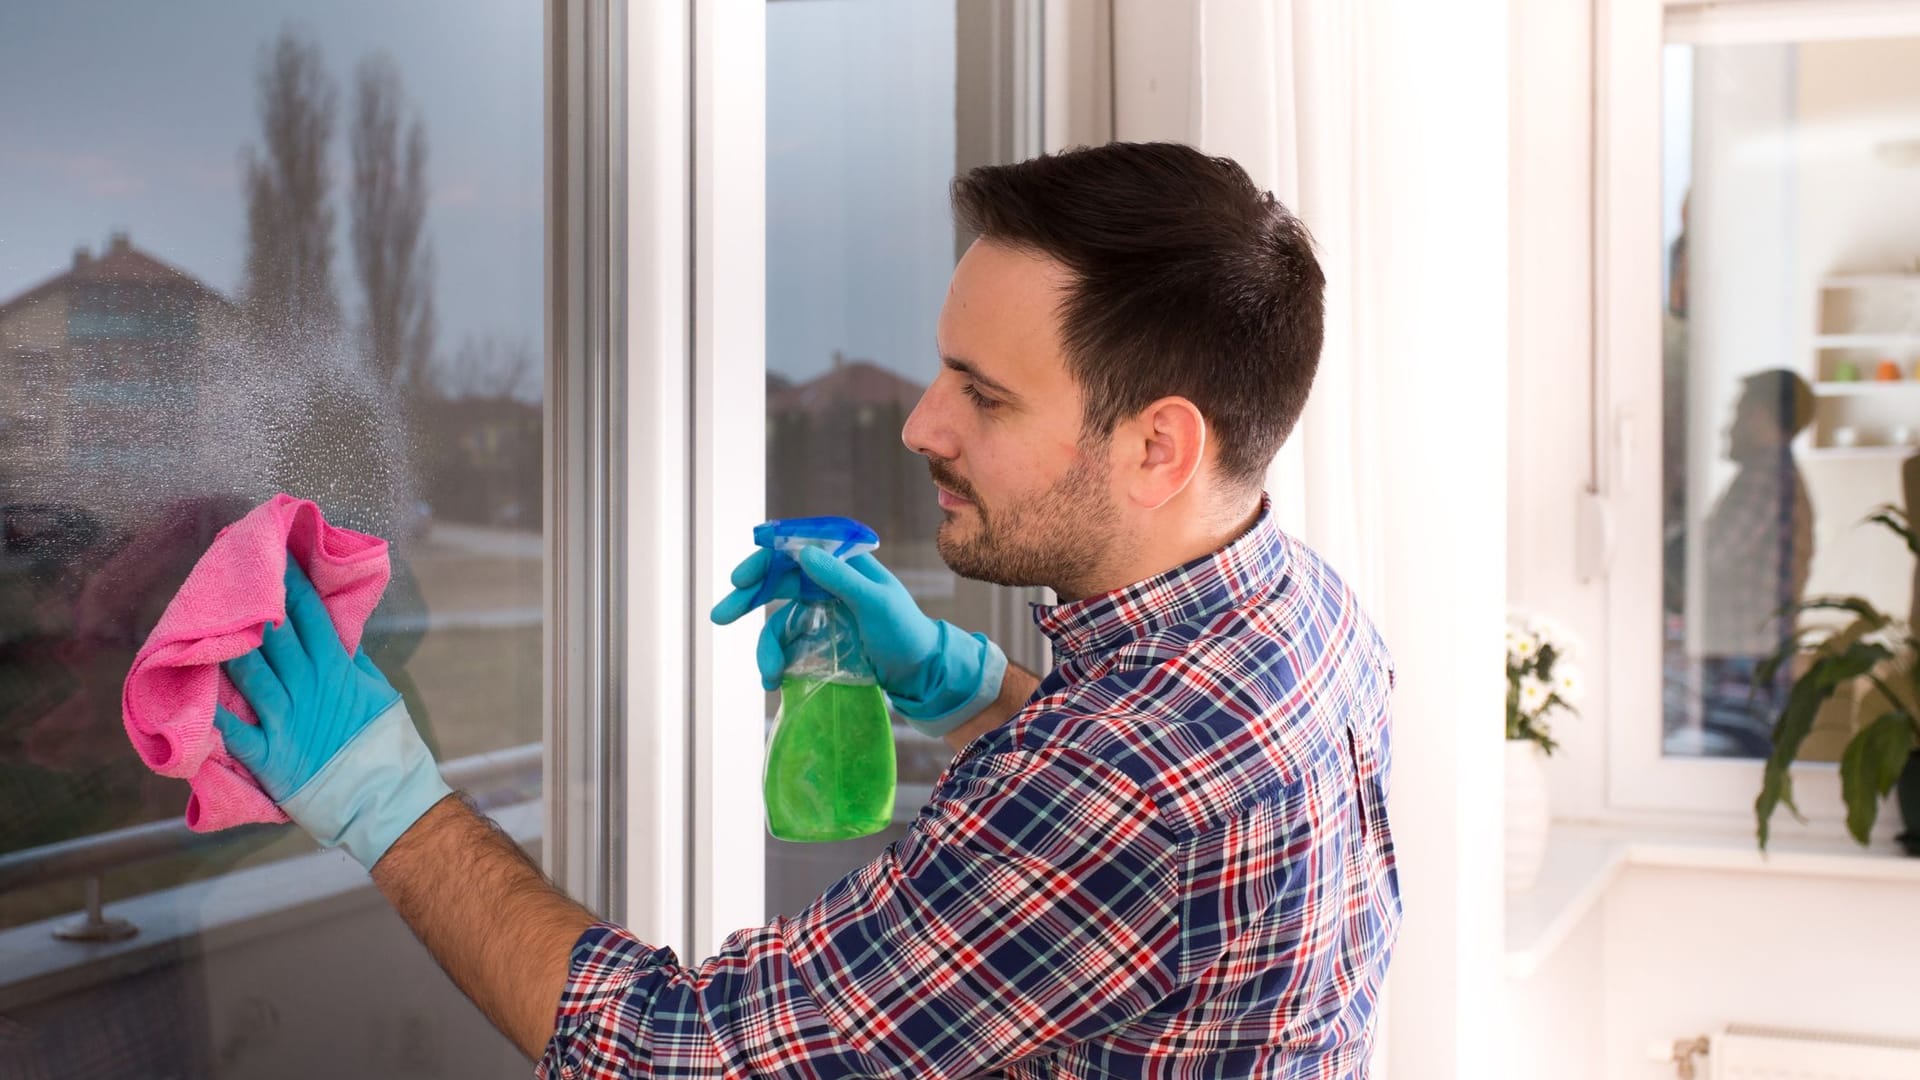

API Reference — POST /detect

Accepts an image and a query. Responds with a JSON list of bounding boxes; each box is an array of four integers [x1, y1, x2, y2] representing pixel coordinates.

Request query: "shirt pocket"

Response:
[[1344, 693, 1392, 846]]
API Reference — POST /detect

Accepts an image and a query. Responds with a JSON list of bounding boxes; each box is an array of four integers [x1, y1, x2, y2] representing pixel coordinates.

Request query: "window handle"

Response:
[[1574, 409, 1632, 584]]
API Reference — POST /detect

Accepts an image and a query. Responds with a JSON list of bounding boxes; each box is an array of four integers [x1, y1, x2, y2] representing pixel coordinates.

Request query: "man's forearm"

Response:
[[370, 793, 596, 1061], [941, 661, 1041, 755], [370, 658, 1039, 1053]]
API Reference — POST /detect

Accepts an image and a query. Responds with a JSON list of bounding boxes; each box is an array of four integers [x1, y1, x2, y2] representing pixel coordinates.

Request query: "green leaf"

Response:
[[1863, 504, 1920, 560], [1839, 712, 1915, 845], [1755, 627, 1823, 687], [1780, 596, 1892, 631], [1756, 639, 1893, 848], [1829, 612, 1891, 649], [1754, 603, 1891, 686], [1864, 670, 1920, 729]]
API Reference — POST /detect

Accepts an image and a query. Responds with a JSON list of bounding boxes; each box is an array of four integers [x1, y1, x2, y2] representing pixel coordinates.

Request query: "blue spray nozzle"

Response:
[[748, 516, 880, 609]]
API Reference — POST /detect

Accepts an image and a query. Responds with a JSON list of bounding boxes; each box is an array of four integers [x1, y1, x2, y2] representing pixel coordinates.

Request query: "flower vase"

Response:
[[1505, 738, 1551, 892]]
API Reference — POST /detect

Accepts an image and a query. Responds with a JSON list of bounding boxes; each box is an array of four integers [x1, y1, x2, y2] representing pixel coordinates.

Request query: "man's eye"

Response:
[[961, 382, 998, 409]]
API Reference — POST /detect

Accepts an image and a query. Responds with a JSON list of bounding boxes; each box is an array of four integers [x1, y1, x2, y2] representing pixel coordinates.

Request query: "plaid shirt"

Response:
[[538, 499, 1400, 1079], [1700, 454, 1814, 656]]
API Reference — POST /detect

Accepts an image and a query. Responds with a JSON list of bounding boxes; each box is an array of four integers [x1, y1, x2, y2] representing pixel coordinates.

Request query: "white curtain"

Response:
[[1044, 10, 1516, 1062], [1190, 0, 1387, 610], [1180, 4, 1513, 1077]]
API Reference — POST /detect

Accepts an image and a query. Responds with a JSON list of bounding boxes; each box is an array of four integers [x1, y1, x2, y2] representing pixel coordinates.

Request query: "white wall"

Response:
[[1510, 0, 1611, 821], [1602, 866, 1920, 1079], [1506, 906, 1605, 1080], [1508, 862, 1920, 1080]]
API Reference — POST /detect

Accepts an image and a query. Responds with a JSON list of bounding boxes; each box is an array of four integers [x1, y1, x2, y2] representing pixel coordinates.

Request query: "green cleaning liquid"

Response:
[[764, 677, 896, 842]]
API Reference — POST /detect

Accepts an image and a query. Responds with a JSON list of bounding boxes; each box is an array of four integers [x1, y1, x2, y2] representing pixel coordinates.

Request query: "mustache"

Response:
[[927, 461, 977, 502]]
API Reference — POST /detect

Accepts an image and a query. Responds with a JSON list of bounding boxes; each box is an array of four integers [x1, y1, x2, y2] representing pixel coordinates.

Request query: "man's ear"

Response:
[[1125, 397, 1208, 510]]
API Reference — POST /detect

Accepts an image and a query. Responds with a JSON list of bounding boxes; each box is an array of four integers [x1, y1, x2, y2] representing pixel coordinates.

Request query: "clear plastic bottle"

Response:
[[751, 517, 895, 842]]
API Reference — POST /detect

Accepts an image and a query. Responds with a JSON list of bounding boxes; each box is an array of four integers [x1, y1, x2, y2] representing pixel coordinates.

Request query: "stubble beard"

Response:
[[932, 455, 1119, 595]]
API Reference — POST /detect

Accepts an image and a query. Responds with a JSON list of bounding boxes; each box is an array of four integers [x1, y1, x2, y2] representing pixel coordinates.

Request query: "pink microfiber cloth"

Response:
[[122, 494, 390, 831]]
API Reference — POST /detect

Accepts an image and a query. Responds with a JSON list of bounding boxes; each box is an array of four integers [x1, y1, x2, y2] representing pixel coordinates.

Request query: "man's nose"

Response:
[[902, 387, 955, 461]]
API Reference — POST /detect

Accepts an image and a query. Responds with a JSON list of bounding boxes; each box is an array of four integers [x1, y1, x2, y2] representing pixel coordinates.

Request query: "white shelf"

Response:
[[1805, 445, 1918, 459], [1813, 380, 1920, 395], [1813, 333, 1920, 349], [1821, 273, 1920, 289]]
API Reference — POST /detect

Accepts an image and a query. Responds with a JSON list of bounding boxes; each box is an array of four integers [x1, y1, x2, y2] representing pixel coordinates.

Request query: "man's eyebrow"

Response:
[[941, 354, 1020, 400]]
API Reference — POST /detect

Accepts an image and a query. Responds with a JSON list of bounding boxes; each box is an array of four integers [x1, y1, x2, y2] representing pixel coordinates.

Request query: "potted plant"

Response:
[[1505, 613, 1582, 892], [1755, 505, 1920, 853]]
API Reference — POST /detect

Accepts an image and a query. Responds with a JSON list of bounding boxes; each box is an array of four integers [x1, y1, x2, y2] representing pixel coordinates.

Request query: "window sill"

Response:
[[0, 801, 541, 1013], [1505, 821, 1920, 980]]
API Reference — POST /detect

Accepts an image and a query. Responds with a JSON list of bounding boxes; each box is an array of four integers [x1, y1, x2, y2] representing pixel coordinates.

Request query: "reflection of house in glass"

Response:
[[768, 351, 940, 543], [0, 233, 241, 524]]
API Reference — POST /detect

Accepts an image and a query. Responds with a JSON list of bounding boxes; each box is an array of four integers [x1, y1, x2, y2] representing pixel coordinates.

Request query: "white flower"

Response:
[[1552, 664, 1584, 706], [1537, 615, 1588, 655], [1509, 633, 1540, 662], [1518, 675, 1551, 714], [1511, 610, 1585, 656]]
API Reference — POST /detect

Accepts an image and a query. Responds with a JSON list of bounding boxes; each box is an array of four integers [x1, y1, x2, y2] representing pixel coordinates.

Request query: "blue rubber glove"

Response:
[[212, 560, 450, 870], [710, 547, 1007, 737]]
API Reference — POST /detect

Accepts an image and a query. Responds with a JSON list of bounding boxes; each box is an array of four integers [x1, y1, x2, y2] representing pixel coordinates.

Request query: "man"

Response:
[[215, 142, 1400, 1077], [1697, 368, 1816, 756]]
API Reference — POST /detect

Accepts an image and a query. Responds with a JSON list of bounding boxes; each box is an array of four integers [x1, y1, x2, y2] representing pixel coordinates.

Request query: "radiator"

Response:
[[1658, 1025, 1920, 1079]]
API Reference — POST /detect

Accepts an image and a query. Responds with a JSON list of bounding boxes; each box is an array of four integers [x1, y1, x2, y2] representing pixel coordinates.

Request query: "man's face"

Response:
[[902, 240, 1123, 598]]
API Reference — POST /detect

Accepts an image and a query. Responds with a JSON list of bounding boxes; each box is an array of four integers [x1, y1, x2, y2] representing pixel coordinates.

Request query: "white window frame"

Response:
[[599, 0, 779, 961], [1601, 0, 1920, 835], [613, 0, 784, 963], [620, 1, 1076, 959], [687, 0, 770, 959], [617, 0, 695, 958]]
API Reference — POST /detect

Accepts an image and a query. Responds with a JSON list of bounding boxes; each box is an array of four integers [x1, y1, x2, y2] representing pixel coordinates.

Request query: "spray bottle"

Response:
[[748, 516, 894, 842]]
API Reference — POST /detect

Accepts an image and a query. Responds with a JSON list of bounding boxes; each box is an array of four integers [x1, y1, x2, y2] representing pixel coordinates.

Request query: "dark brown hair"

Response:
[[951, 141, 1325, 490]]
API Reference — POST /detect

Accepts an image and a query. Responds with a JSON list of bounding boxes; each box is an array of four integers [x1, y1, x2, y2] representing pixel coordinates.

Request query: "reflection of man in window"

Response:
[[213, 143, 1398, 1078], [1699, 369, 1815, 755]]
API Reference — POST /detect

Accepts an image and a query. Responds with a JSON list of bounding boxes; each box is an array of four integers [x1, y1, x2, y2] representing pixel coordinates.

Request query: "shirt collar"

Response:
[[1031, 494, 1289, 664]]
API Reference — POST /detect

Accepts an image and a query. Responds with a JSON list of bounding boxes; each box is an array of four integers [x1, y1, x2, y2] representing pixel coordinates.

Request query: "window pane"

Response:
[[0, 5, 543, 1075], [763, 0, 1043, 916], [1661, 36, 1920, 759]]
